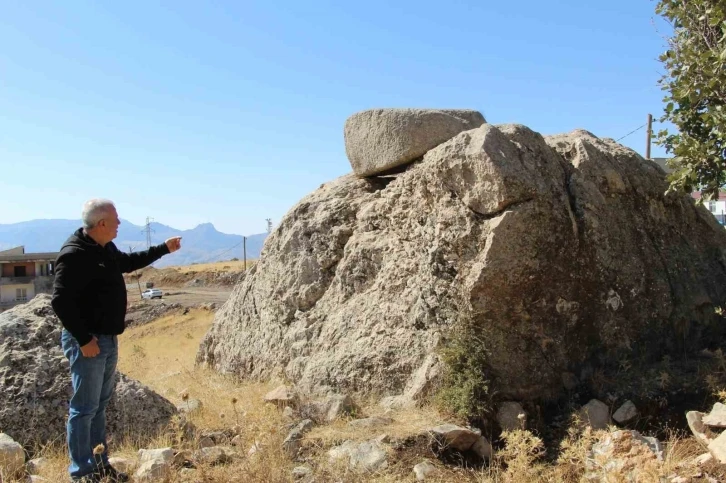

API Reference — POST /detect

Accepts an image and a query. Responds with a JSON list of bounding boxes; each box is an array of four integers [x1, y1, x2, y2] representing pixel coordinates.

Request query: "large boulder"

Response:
[[344, 108, 486, 177], [197, 123, 726, 405], [0, 295, 177, 446]]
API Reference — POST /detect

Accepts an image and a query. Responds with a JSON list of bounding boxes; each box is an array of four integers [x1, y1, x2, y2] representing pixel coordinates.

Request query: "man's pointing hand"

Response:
[[165, 237, 182, 253]]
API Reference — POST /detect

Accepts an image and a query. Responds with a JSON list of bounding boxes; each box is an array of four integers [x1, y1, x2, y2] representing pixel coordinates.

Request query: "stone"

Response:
[[329, 440, 387, 472], [135, 459, 170, 481], [497, 402, 526, 431], [707, 430, 726, 464], [292, 466, 312, 479], [348, 417, 394, 428], [305, 394, 356, 423], [199, 436, 215, 448], [349, 441, 388, 472], [193, 446, 235, 465], [172, 450, 192, 468], [703, 402, 726, 428], [283, 419, 314, 457], [429, 424, 481, 451], [586, 430, 663, 482], [613, 400, 638, 424], [263, 385, 297, 405], [138, 447, 174, 465], [135, 447, 174, 480], [375, 434, 390, 444], [471, 436, 493, 460], [578, 399, 611, 430], [197, 125, 726, 404], [107, 456, 132, 474], [413, 461, 437, 481], [26, 457, 48, 475], [0, 433, 25, 478], [687, 411, 717, 448], [230, 435, 243, 446], [344, 108, 486, 177], [0, 296, 177, 446], [177, 398, 203, 414], [694, 452, 713, 466], [200, 430, 230, 444], [328, 440, 357, 462]]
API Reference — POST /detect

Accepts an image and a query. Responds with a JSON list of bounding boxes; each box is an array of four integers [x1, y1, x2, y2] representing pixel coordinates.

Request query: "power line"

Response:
[[616, 123, 647, 142], [195, 239, 247, 265]]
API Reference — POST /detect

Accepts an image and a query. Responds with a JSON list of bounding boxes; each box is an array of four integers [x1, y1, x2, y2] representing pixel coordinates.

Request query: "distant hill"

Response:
[[0, 219, 267, 268]]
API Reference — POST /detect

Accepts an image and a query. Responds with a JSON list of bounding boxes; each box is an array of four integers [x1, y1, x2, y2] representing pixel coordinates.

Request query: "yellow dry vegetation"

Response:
[[19, 310, 719, 483], [172, 260, 256, 274]]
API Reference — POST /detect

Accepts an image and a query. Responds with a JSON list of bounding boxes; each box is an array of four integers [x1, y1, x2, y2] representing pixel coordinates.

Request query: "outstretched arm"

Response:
[[116, 237, 181, 273]]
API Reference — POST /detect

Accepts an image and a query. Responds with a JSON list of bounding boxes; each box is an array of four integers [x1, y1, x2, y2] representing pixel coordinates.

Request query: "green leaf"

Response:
[[656, 0, 726, 195]]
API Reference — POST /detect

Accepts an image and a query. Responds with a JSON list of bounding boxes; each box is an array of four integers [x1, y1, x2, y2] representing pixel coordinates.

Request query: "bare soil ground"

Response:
[[127, 286, 233, 307], [124, 260, 256, 289], [124, 286, 231, 327]]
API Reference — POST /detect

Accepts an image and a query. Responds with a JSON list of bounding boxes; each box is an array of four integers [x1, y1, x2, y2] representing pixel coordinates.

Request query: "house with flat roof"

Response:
[[0, 246, 58, 312], [692, 190, 726, 225]]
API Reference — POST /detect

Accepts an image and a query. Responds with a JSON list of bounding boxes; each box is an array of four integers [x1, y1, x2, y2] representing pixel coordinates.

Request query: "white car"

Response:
[[141, 288, 163, 300]]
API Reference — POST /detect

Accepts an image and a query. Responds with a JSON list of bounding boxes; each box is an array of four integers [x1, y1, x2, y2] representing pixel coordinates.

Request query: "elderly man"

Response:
[[52, 199, 181, 482]]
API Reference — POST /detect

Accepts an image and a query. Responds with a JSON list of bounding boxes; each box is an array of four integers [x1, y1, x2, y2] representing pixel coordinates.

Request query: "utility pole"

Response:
[[645, 113, 653, 160], [129, 246, 143, 298], [142, 217, 155, 249], [243, 236, 247, 271]]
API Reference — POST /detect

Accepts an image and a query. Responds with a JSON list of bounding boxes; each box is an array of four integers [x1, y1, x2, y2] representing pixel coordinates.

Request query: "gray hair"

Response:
[[82, 199, 116, 229]]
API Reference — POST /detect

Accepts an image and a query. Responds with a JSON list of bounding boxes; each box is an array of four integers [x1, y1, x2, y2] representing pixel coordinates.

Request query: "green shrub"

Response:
[[436, 317, 493, 420]]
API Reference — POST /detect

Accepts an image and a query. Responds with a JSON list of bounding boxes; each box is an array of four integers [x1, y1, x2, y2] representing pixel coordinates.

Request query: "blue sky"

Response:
[[0, 1, 671, 235]]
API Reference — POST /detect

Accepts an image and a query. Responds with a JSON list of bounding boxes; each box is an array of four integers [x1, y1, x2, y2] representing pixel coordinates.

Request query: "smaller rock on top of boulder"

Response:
[[344, 108, 485, 177]]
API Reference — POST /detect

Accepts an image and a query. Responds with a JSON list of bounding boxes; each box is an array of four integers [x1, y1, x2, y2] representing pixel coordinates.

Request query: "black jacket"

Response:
[[51, 228, 169, 346]]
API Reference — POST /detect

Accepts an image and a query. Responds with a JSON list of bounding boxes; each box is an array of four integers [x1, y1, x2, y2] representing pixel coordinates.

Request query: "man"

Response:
[[52, 199, 181, 482]]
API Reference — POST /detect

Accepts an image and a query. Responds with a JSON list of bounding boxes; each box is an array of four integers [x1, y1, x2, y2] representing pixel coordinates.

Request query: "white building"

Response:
[[692, 191, 726, 225]]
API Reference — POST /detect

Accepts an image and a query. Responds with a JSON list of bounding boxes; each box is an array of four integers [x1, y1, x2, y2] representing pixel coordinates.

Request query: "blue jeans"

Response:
[[61, 330, 118, 479]]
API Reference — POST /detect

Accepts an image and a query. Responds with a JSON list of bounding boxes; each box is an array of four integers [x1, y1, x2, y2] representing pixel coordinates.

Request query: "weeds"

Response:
[[15, 306, 722, 483], [436, 315, 493, 421], [498, 430, 547, 482]]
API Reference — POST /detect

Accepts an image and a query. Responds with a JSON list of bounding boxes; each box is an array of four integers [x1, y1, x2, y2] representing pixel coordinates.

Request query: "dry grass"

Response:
[[172, 260, 256, 274], [17, 310, 721, 483]]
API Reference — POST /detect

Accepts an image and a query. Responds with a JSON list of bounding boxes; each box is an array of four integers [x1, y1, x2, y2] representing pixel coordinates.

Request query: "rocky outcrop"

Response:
[[344, 108, 486, 177], [0, 295, 177, 446], [198, 122, 726, 405]]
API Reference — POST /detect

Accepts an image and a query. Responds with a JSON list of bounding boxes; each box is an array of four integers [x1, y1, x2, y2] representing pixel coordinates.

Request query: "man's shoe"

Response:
[[96, 465, 130, 482]]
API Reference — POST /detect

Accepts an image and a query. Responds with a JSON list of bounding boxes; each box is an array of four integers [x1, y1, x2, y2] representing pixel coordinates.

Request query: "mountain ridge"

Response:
[[0, 219, 266, 267]]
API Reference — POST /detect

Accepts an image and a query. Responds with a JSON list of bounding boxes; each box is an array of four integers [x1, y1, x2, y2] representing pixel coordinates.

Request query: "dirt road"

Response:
[[126, 285, 232, 307]]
